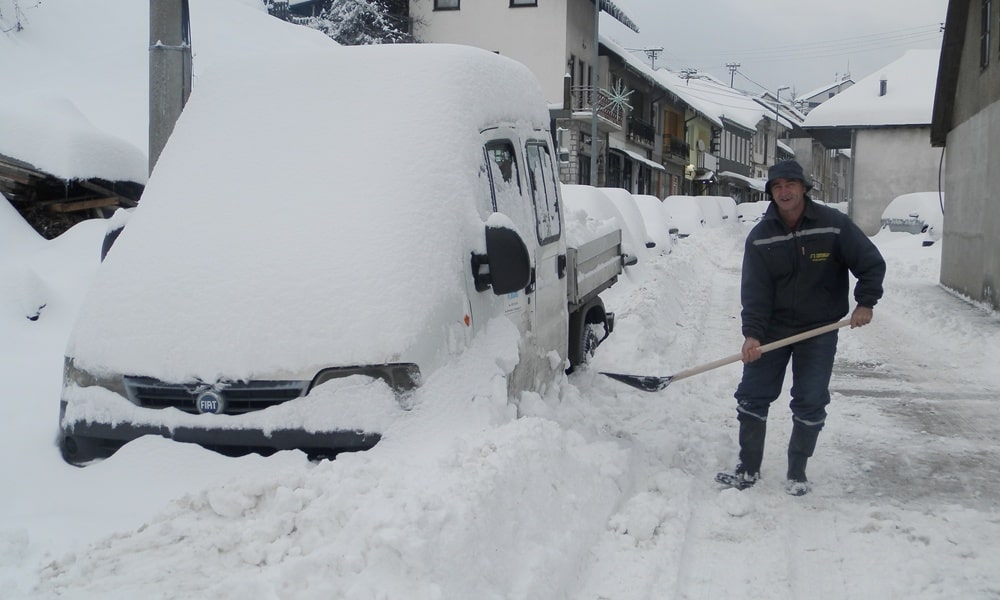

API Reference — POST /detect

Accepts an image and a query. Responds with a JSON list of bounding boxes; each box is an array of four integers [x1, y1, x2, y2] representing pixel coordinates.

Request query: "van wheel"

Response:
[[568, 301, 606, 369], [579, 323, 601, 363]]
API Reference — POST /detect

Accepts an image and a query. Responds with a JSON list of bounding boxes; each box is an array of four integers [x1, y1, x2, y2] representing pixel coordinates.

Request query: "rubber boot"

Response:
[[735, 415, 767, 485], [786, 423, 819, 496]]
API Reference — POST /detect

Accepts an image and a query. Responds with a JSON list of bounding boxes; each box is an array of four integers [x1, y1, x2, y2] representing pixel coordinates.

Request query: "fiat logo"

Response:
[[195, 390, 225, 414]]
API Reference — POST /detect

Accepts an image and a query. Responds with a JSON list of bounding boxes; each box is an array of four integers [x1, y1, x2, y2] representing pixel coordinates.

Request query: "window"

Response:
[[510, 0, 537, 5], [578, 154, 591, 185], [606, 152, 623, 189], [482, 141, 535, 231], [434, 0, 459, 10], [486, 142, 519, 189], [982, 0, 992, 68], [525, 142, 561, 244]]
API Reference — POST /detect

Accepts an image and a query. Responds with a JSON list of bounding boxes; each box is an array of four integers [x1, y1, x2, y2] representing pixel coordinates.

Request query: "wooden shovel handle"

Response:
[[670, 318, 852, 383]]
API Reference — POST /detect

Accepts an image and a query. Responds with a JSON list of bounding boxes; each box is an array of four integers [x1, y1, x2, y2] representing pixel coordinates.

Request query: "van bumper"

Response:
[[59, 411, 380, 466]]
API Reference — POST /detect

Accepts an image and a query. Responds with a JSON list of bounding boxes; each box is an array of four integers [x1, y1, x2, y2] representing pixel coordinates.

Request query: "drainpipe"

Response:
[[149, 0, 192, 175]]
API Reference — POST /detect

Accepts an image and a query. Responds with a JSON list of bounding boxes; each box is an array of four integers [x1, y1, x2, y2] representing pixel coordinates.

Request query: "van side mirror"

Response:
[[471, 223, 531, 295]]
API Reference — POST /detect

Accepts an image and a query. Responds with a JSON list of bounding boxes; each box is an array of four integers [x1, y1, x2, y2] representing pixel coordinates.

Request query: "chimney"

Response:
[[879, 76, 887, 97]]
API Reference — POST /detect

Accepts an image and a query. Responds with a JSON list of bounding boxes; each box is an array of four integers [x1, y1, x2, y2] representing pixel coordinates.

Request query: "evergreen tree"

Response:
[[305, 0, 411, 46]]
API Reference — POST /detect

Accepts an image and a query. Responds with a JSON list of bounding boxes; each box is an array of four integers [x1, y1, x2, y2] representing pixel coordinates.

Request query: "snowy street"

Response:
[[3, 212, 999, 599], [571, 226, 1000, 599], [2, 0, 993, 597]]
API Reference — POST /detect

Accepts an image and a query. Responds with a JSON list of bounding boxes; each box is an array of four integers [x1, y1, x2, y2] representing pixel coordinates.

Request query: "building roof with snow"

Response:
[[802, 48, 940, 147]]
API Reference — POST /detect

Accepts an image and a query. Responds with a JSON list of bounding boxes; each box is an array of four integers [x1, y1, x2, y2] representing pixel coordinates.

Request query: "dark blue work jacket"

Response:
[[741, 197, 886, 343]]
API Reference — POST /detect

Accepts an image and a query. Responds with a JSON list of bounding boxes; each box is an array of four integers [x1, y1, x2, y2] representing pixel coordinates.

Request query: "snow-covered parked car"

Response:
[[737, 200, 770, 224], [632, 194, 676, 253], [879, 191, 945, 245], [692, 195, 726, 227], [562, 184, 645, 265], [58, 44, 624, 465], [662, 195, 707, 237], [599, 187, 657, 251], [711, 196, 738, 224]]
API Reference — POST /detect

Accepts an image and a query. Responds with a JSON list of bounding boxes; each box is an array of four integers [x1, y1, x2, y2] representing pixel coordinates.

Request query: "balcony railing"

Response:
[[570, 86, 625, 129], [627, 117, 655, 148], [665, 135, 689, 159]]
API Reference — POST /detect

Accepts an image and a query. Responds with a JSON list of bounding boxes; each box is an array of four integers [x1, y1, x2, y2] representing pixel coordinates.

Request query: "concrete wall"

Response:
[[850, 127, 943, 234], [940, 99, 1000, 311], [951, 2, 1000, 130]]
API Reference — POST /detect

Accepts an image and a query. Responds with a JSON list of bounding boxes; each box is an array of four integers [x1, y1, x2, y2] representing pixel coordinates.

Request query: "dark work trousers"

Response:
[[734, 330, 839, 432]]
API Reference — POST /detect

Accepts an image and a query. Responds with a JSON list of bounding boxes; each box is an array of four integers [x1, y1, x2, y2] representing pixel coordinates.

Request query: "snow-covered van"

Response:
[[59, 43, 623, 464]]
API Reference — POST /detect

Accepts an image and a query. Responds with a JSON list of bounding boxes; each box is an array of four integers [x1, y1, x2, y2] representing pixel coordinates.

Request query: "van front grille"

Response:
[[123, 377, 309, 415]]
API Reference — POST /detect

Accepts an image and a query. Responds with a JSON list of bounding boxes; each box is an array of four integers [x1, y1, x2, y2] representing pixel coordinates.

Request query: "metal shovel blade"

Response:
[[600, 372, 675, 392]]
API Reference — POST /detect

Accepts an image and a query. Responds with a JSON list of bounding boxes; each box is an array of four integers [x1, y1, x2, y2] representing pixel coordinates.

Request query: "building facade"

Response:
[[932, 0, 1000, 311]]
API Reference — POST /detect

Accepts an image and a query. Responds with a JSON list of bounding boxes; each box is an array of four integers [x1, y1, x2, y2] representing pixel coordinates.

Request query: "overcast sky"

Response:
[[603, 0, 947, 98]]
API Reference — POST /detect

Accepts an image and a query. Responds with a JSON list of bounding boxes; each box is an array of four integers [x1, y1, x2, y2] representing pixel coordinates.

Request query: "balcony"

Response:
[[665, 135, 689, 159], [570, 86, 625, 129], [627, 117, 655, 148]]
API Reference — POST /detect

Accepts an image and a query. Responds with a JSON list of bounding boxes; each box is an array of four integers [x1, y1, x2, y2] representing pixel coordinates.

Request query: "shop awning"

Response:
[[622, 149, 666, 172], [719, 170, 767, 191], [693, 168, 716, 182]]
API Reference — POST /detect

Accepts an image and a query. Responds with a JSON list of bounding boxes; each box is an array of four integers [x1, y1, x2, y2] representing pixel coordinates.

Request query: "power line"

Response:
[[729, 31, 942, 63], [665, 25, 942, 76], [680, 24, 942, 60], [677, 25, 942, 93]]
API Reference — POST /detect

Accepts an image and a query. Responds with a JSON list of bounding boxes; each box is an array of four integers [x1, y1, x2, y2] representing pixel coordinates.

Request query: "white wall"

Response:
[[411, 0, 575, 105], [850, 127, 943, 235]]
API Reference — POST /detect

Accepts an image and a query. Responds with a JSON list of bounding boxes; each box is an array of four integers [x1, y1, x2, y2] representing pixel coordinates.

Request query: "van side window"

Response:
[[525, 142, 561, 244], [477, 152, 497, 219], [482, 141, 534, 231], [485, 142, 520, 191]]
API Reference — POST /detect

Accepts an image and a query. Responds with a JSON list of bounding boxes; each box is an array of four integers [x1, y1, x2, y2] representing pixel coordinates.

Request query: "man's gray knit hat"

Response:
[[765, 160, 812, 196]]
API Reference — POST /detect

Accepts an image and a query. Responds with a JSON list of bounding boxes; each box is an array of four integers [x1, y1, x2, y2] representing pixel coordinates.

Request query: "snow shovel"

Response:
[[601, 318, 852, 392]]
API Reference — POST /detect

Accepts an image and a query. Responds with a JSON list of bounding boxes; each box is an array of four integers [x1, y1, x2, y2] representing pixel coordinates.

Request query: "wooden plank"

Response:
[[0, 153, 47, 179], [48, 197, 121, 213], [0, 169, 33, 185]]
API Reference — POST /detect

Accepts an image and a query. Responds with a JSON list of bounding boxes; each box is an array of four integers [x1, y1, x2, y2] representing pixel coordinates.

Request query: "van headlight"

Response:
[[63, 357, 129, 399], [309, 363, 421, 394]]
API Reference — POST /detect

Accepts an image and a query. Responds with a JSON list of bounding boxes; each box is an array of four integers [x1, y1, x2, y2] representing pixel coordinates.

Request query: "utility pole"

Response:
[[726, 62, 740, 87], [149, 0, 192, 175], [589, 0, 599, 186], [644, 47, 664, 70], [625, 46, 665, 70], [680, 68, 698, 85]]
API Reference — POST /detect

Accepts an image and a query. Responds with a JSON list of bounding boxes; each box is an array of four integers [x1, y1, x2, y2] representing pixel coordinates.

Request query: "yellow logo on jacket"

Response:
[[809, 252, 831, 262]]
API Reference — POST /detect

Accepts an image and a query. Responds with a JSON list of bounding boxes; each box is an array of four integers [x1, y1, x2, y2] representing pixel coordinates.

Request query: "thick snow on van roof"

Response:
[[66, 43, 551, 383]]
